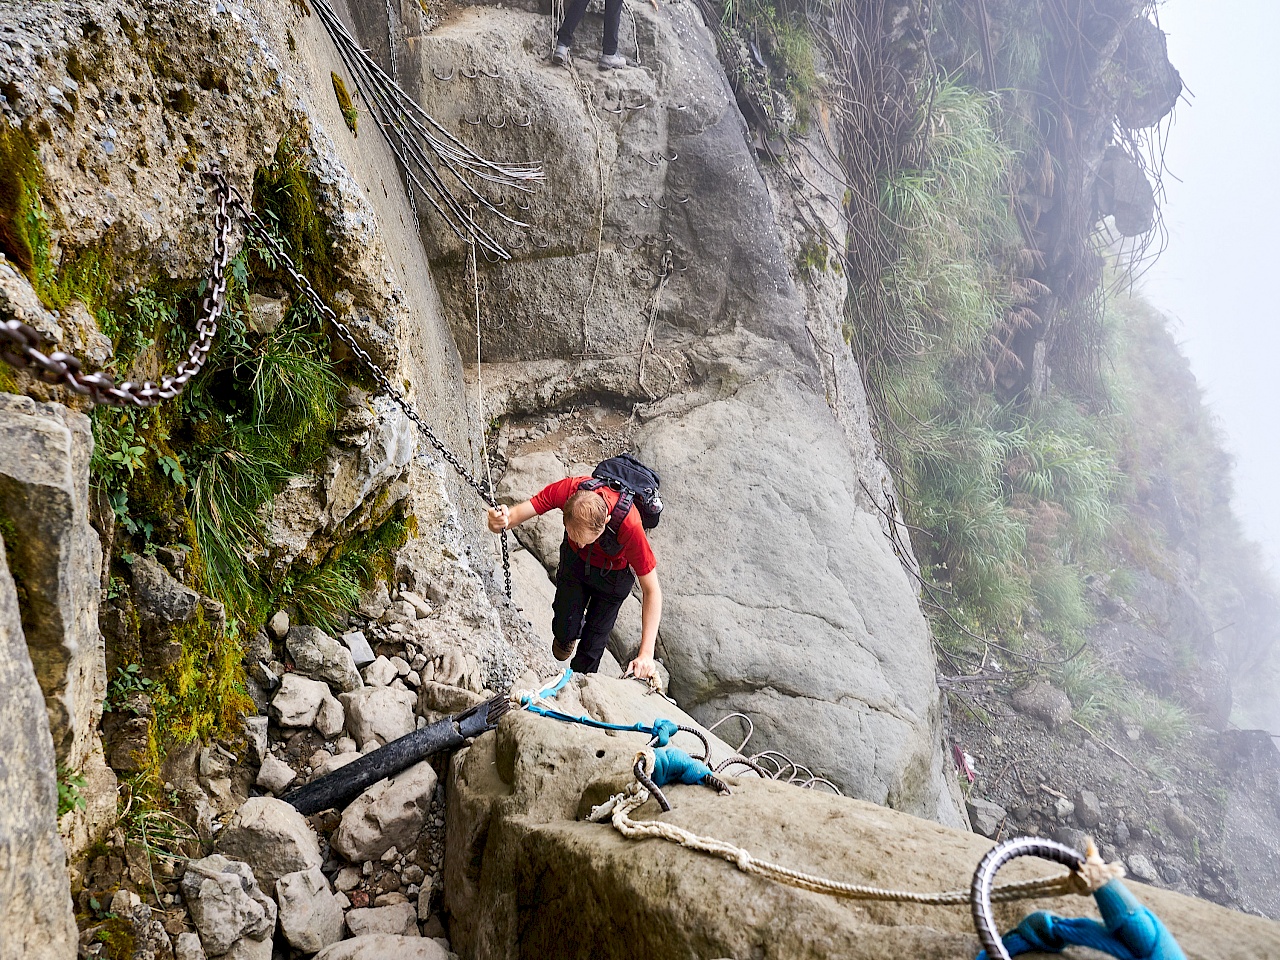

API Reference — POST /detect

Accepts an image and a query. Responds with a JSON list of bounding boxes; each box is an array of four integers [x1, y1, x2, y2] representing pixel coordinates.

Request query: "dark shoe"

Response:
[[552, 635, 577, 661]]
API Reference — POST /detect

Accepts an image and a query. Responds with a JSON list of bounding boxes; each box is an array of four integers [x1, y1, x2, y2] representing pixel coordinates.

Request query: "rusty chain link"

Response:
[[212, 170, 513, 599], [0, 167, 232, 407]]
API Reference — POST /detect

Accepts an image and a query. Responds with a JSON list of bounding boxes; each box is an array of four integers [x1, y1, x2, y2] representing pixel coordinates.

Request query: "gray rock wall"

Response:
[[0, 530, 78, 959], [386, 0, 961, 821]]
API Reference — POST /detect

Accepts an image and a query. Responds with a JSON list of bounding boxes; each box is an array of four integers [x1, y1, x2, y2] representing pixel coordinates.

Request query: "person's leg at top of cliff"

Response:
[[552, 0, 632, 70]]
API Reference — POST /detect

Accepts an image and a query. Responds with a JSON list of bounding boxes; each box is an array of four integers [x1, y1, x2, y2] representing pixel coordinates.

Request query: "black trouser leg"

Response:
[[552, 543, 634, 674], [555, 0, 592, 47], [602, 0, 624, 56]]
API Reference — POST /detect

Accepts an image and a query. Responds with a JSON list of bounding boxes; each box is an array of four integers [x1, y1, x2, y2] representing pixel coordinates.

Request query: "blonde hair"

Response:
[[564, 490, 608, 532]]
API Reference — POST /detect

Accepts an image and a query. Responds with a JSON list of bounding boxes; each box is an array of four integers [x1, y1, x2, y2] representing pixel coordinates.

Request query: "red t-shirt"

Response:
[[530, 476, 657, 576]]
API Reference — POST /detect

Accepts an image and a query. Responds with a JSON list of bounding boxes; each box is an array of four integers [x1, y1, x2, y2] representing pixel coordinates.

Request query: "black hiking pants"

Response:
[[552, 541, 635, 673], [555, 0, 624, 57]]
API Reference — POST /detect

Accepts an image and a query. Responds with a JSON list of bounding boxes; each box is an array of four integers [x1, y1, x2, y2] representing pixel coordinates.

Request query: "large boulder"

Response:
[[446, 677, 1280, 959], [180, 855, 276, 958], [332, 761, 438, 863], [287, 626, 364, 693], [0, 524, 78, 958], [214, 798, 323, 891], [637, 374, 960, 823]]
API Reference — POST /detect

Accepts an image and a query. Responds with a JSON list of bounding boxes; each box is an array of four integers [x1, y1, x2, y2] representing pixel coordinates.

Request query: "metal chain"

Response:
[[212, 170, 513, 599], [0, 168, 233, 407]]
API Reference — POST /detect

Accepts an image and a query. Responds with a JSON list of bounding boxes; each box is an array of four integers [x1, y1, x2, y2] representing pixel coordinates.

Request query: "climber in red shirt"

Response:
[[486, 477, 661, 680]]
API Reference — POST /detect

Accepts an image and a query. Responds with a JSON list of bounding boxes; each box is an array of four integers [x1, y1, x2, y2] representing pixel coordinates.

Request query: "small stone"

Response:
[[382, 600, 416, 624], [365, 656, 398, 687], [965, 797, 1007, 839], [334, 892, 351, 910], [375, 892, 409, 907], [174, 931, 206, 960], [255, 756, 297, 794], [335, 866, 362, 891], [403, 864, 425, 885], [1114, 821, 1131, 845], [390, 656, 411, 677], [399, 591, 433, 619], [381, 846, 399, 863], [406, 671, 421, 688], [336, 736, 358, 755], [1164, 805, 1198, 840], [348, 889, 370, 909], [1127, 853, 1160, 882], [1053, 797, 1075, 821], [363, 861, 374, 877], [1075, 790, 1102, 829], [268, 610, 290, 640], [342, 630, 376, 668]]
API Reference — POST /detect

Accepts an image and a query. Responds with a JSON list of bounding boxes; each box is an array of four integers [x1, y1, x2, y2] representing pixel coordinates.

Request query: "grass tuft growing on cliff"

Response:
[[847, 80, 1117, 653]]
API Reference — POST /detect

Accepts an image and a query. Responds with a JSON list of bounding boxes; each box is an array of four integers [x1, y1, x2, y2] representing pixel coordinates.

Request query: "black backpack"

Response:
[[577, 453, 662, 557]]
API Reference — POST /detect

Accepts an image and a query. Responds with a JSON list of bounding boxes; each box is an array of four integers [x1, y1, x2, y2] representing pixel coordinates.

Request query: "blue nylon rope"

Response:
[[518, 671, 682, 744], [976, 880, 1186, 960], [649, 747, 714, 786]]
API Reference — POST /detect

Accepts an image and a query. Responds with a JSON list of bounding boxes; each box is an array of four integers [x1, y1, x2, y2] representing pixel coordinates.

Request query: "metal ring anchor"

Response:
[[532, 235, 550, 249], [641, 154, 660, 166], [655, 196, 668, 209], [432, 66, 455, 81], [461, 67, 479, 79], [483, 68, 501, 79], [487, 115, 507, 128], [516, 114, 532, 127], [463, 113, 482, 125], [636, 197, 650, 208]]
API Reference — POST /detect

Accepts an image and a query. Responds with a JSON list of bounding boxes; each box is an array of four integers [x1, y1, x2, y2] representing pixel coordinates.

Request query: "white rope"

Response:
[[589, 791, 1124, 905]]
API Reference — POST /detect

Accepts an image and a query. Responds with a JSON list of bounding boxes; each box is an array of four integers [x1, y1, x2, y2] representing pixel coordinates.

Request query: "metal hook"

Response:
[[432, 66, 455, 81], [461, 67, 479, 79], [641, 153, 660, 167], [487, 114, 507, 128], [661, 150, 678, 162], [636, 197, 650, 208], [626, 101, 648, 112], [516, 114, 532, 127], [635, 267, 655, 282], [463, 113, 482, 125], [481, 246, 502, 262], [532, 235, 550, 249], [621, 234, 641, 250], [655, 196, 667, 209], [604, 103, 624, 115], [676, 195, 691, 204], [515, 198, 531, 211], [483, 68, 501, 79]]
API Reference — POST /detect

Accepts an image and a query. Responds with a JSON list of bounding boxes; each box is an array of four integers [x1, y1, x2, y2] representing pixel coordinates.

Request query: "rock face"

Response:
[[398, 0, 960, 823], [0, 527, 78, 958], [0, 394, 107, 775], [446, 676, 1280, 960]]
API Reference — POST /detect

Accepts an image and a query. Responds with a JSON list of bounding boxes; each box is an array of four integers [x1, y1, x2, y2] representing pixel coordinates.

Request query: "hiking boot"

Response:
[[552, 43, 571, 66], [552, 635, 577, 662], [597, 52, 628, 70]]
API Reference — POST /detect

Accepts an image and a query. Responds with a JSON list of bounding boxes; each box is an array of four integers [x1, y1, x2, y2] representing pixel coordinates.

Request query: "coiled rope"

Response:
[[589, 774, 1123, 908]]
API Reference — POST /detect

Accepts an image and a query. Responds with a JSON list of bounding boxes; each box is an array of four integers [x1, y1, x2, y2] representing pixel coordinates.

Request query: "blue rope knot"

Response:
[[651, 718, 680, 746], [977, 879, 1186, 960], [649, 747, 715, 787]]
